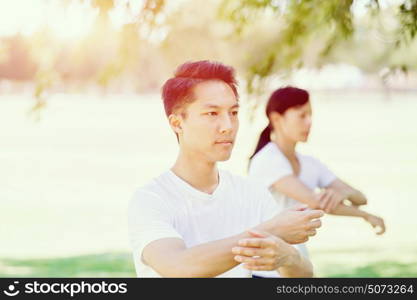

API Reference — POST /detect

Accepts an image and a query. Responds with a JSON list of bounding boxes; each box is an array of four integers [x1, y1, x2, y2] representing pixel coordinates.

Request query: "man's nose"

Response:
[[219, 114, 233, 133]]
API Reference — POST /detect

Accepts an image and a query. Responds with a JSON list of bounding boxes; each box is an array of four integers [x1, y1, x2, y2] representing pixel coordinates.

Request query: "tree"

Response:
[[218, 0, 417, 93]]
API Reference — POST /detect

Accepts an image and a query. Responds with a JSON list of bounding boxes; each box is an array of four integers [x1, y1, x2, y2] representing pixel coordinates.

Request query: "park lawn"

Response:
[[1, 248, 417, 277]]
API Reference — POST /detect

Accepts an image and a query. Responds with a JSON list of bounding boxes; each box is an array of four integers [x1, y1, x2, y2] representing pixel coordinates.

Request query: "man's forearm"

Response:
[[146, 209, 322, 277], [152, 218, 300, 277], [156, 231, 251, 277]]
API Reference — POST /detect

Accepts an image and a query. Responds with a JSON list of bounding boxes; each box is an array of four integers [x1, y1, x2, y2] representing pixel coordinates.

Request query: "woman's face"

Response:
[[271, 101, 312, 143]]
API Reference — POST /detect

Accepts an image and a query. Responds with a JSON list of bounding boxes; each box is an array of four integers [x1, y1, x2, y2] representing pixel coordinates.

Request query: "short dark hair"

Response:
[[161, 60, 238, 117]]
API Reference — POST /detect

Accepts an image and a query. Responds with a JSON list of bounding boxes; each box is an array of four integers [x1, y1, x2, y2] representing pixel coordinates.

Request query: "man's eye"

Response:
[[231, 111, 239, 116], [207, 112, 218, 116]]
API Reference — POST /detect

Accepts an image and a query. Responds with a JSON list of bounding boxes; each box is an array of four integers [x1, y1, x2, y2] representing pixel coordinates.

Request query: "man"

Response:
[[128, 60, 324, 277]]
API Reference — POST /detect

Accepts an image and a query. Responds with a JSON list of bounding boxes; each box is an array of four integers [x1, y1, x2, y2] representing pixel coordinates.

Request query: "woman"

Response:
[[248, 86, 385, 277]]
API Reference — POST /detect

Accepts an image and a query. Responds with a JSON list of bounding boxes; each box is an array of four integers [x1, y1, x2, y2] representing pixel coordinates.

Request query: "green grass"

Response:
[[324, 261, 417, 278], [311, 246, 417, 277], [1, 250, 416, 277], [0, 253, 135, 278]]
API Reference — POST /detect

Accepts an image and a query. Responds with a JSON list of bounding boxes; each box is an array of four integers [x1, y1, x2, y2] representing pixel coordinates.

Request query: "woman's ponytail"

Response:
[[249, 125, 271, 162]]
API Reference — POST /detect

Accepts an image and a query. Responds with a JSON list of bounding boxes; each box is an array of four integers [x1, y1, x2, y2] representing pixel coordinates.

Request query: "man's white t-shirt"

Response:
[[248, 142, 336, 277], [127, 169, 280, 278]]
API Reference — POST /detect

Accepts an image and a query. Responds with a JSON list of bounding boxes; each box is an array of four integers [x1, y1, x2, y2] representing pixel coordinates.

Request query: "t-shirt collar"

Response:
[[167, 169, 225, 201]]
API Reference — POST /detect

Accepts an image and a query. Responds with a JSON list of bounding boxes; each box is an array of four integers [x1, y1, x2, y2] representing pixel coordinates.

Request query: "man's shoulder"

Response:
[[129, 172, 171, 206]]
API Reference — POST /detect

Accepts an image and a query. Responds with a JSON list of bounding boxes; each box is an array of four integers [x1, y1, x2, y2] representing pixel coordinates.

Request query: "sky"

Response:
[[0, 0, 184, 39]]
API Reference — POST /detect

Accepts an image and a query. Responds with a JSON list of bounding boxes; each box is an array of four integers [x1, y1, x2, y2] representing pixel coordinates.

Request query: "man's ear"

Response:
[[168, 113, 182, 135]]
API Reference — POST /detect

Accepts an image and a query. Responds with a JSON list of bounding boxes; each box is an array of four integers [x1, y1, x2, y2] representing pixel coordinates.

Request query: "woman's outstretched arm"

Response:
[[270, 175, 385, 235], [326, 178, 368, 206]]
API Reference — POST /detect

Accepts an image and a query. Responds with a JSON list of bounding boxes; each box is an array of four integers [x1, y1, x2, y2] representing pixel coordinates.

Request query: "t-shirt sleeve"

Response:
[[257, 184, 281, 222], [128, 189, 183, 265], [248, 151, 293, 189], [314, 158, 337, 188]]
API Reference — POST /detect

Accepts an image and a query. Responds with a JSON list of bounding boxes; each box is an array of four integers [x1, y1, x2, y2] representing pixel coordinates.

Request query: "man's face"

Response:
[[173, 80, 239, 162]]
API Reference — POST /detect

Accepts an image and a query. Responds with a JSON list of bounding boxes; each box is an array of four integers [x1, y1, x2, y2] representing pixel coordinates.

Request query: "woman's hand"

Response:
[[363, 214, 386, 235], [317, 188, 347, 213]]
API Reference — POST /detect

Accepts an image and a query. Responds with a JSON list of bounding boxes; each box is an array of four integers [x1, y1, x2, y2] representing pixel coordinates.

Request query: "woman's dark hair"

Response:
[[249, 86, 309, 162]]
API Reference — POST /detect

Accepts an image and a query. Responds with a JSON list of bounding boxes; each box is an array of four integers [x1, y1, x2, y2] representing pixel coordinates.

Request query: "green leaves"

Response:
[[219, 0, 416, 93], [398, 0, 417, 44]]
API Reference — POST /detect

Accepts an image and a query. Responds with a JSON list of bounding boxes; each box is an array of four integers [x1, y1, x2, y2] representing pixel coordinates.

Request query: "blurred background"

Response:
[[1, 0, 416, 277]]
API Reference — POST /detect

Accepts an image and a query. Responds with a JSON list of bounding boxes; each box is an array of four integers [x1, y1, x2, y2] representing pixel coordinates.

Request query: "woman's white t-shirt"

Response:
[[128, 169, 280, 278], [249, 142, 337, 211], [248, 142, 336, 277]]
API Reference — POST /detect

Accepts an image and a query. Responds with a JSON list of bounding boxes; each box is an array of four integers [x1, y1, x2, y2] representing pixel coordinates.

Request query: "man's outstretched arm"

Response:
[[141, 208, 323, 277], [142, 232, 249, 277]]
